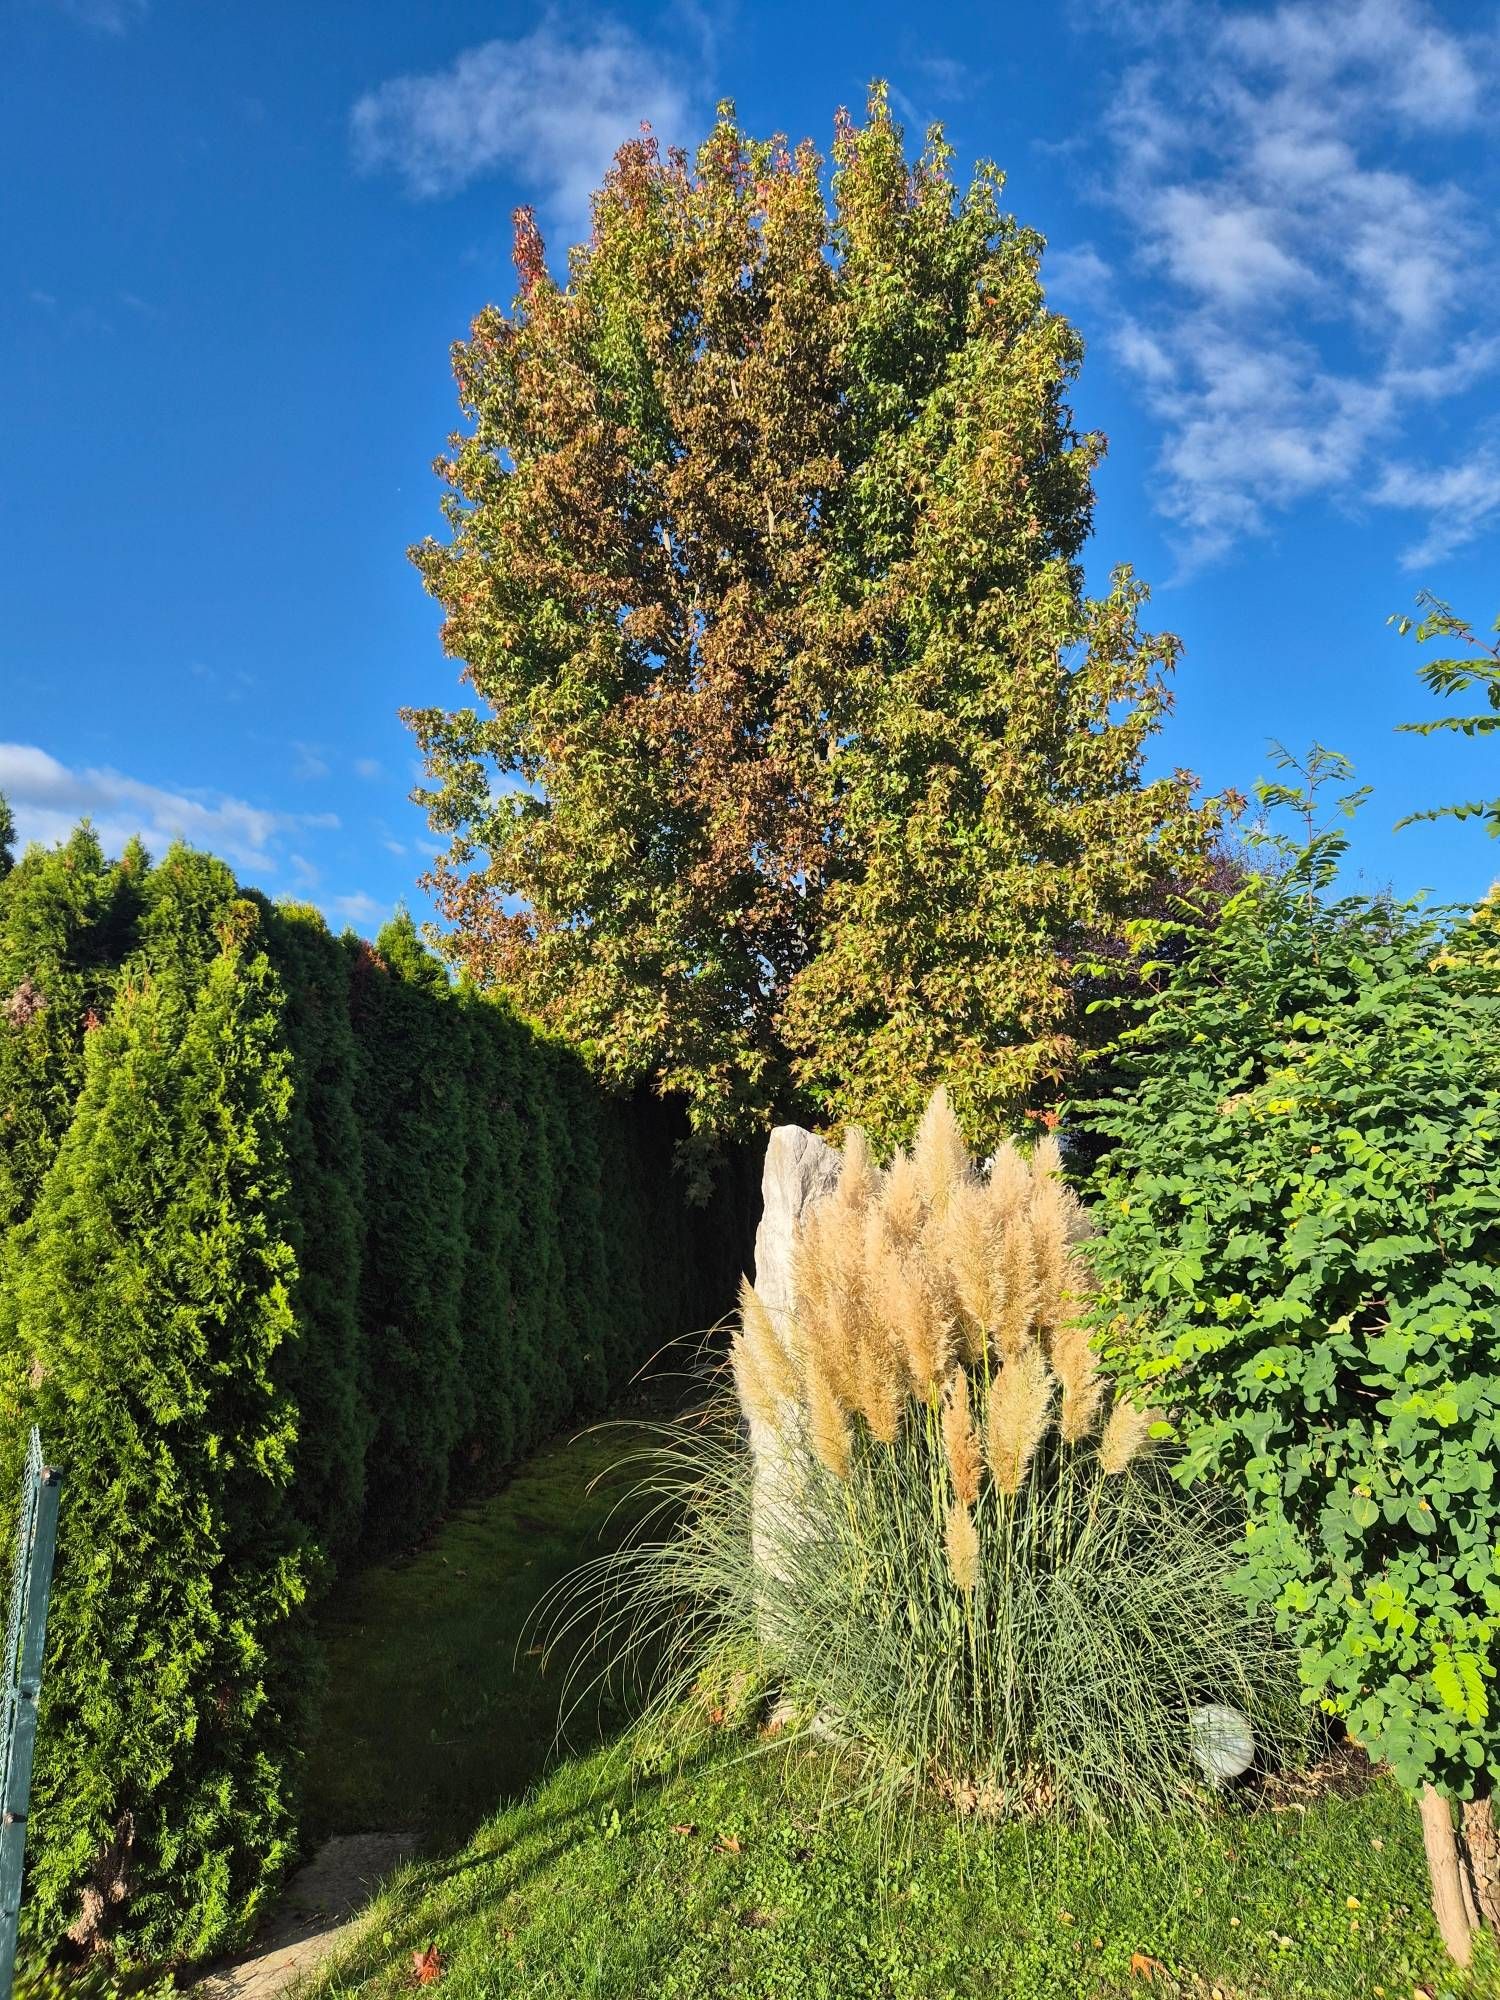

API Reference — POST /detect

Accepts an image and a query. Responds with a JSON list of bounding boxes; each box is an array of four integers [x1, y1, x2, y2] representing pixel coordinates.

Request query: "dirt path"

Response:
[[193, 1831, 415, 2000]]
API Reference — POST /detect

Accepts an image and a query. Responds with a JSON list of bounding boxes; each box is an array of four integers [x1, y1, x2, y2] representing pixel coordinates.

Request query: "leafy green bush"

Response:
[[1077, 767, 1500, 1930]]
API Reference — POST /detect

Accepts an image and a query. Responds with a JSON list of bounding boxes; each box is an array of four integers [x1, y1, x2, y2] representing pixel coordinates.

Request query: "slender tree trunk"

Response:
[[1422, 1784, 1474, 1967], [1462, 1794, 1500, 1934]]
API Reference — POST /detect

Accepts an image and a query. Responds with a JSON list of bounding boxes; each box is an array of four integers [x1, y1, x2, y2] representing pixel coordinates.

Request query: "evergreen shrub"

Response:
[[0, 821, 748, 1966]]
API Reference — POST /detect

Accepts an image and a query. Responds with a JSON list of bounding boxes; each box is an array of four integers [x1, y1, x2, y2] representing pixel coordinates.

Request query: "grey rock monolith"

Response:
[[745, 1125, 841, 1591]]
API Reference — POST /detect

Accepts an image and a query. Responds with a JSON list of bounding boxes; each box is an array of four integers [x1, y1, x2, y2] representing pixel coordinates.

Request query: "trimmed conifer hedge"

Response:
[[0, 825, 754, 1968]]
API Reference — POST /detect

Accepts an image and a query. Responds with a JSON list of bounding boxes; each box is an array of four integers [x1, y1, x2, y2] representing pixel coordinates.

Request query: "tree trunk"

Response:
[[1422, 1784, 1474, 1967], [1462, 1794, 1500, 1934]]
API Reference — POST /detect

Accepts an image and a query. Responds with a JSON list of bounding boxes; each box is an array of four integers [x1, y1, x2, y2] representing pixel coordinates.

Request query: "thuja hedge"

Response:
[[0, 824, 755, 1967]]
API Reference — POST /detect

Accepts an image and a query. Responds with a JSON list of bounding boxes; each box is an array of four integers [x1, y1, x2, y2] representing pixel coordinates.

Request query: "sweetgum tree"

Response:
[[405, 88, 1221, 1157]]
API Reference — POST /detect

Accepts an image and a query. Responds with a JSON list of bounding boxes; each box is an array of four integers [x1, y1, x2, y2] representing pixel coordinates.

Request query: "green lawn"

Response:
[[300, 1419, 1490, 2000], [303, 1417, 653, 1850]]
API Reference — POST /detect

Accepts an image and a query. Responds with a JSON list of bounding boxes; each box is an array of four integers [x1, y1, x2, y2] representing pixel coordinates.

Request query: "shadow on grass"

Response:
[[301, 1417, 666, 1862]]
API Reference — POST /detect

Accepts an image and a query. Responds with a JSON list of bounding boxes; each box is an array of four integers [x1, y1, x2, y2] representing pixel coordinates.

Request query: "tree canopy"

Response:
[[405, 87, 1224, 1155]]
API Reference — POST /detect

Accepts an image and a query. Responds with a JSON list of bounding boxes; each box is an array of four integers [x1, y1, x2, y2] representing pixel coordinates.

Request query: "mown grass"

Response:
[[300, 1417, 1489, 2000], [304, 1739, 1478, 2000], [302, 1420, 654, 1850]]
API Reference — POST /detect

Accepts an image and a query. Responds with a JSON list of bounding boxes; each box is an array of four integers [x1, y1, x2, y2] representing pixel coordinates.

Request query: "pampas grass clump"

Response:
[[545, 1090, 1305, 1828]]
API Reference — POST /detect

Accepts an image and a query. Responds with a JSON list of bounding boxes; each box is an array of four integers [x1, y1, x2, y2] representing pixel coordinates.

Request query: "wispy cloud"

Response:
[[291, 741, 330, 781], [0, 743, 337, 877], [1373, 446, 1500, 567], [188, 660, 259, 703], [330, 891, 386, 930], [354, 757, 384, 781], [1073, 0, 1499, 571], [350, 16, 694, 232], [49, 0, 147, 33]]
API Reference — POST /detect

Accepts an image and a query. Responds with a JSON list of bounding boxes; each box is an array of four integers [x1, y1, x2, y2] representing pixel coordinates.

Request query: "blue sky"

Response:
[[3, 0, 1498, 938]]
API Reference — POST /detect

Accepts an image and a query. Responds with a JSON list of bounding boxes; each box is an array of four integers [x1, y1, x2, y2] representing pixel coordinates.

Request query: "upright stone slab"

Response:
[[753, 1125, 842, 1329], [745, 1125, 841, 1589]]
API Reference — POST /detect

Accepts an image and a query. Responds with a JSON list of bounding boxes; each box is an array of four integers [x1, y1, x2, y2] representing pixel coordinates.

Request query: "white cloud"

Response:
[[1373, 450, 1500, 567], [330, 892, 385, 930], [350, 17, 692, 230], [1079, 0, 1499, 569], [914, 54, 976, 99], [1143, 189, 1310, 308], [0, 743, 337, 878], [291, 741, 330, 781], [354, 757, 384, 781], [1220, 0, 1482, 130], [1045, 243, 1113, 310]]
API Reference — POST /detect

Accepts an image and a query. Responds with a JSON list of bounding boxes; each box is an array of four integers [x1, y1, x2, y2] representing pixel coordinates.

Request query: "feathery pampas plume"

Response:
[[804, 1353, 851, 1479], [1051, 1305, 1105, 1443], [912, 1086, 970, 1220], [941, 1367, 983, 1507], [1098, 1396, 1161, 1475], [986, 1347, 1054, 1496], [945, 1497, 980, 1593], [734, 1084, 1114, 1498], [560, 1087, 1304, 1843], [738, 1278, 800, 1404]]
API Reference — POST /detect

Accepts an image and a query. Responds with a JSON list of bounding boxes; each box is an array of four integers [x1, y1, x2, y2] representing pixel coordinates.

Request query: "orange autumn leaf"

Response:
[[715, 1834, 743, 1854], [411, 1945, 444, 1986], [1129, 1952, 1162, 1981]]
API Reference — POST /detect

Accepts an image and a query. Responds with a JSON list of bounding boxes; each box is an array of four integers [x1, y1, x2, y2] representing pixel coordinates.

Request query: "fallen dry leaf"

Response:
[[1129, 1953, 1162, 1981], [715, 1833, 743, 1854], [670, 1822, 698, 1837], [411, 1945, 443, 1986]]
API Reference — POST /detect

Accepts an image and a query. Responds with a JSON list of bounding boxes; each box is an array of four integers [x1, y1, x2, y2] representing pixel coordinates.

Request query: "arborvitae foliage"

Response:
[[257, 901, 372, 1567], [452, 988, 521, 1480], [405, 87, 1223, 1156], [137, 845, 240, 982], [2, 915, 308, 1967], [508, 1033, 571, 1441], [0, 829, 753, 1965], [0, 827, 145, 1235], [350, 914, 467, 1549]]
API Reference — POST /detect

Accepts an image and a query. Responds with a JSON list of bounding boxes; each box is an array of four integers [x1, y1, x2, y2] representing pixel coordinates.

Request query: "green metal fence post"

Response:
[[0, 1434, 63, 2000]]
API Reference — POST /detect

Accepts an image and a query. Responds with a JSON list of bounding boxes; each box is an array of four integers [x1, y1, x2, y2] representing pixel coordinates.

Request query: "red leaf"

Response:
[[411, 1945, 444, 1985]]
